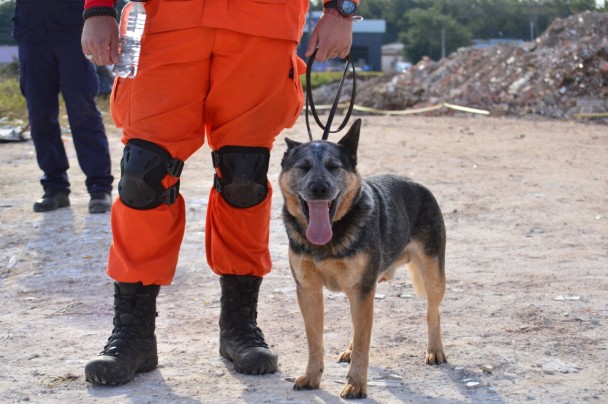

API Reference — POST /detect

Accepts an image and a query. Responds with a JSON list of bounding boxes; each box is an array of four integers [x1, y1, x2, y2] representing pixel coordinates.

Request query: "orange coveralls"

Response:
[[87, 0, 313, 285]]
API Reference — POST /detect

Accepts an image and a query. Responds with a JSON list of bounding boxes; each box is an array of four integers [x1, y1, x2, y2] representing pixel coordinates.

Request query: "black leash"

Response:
[[305, 48, 357, 141]]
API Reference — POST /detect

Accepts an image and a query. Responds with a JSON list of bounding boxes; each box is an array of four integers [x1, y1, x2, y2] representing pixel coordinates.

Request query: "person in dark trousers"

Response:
[[12, 0, 114, 213]]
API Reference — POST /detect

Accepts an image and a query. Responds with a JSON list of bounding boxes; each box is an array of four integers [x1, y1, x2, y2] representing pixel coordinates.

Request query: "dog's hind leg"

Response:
[[340, 287, 375, 399], [406, 240, 447, 365], [338, 340, 352, 363]]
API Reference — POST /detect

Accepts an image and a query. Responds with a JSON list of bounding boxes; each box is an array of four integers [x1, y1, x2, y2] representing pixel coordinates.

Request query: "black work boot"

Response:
[[33, 191, 70, 212], [219, 275, 278, 374], [89, 191, 112, 214], [85, 282, 160, 385]]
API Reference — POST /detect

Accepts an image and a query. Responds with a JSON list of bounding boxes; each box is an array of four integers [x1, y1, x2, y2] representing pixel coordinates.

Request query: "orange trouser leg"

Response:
[[107, 24, 303, 284], [204, 30, 303, 277], [107, 25, 212, 286]]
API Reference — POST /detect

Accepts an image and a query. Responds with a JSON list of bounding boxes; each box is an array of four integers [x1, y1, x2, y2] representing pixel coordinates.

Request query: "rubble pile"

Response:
[[325, 11, 608, 122]]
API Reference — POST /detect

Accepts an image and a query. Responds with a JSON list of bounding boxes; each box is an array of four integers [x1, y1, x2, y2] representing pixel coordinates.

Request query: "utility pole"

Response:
[[441, 27, 446, 59], [529, 20, 535, 40]]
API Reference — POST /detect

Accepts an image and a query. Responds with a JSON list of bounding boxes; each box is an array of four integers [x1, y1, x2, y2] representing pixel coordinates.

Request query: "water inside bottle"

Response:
[[113, 4, 146, 78]]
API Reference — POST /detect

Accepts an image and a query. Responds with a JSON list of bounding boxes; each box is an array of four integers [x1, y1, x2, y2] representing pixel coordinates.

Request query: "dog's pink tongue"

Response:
[[306, 201, 333, 245]]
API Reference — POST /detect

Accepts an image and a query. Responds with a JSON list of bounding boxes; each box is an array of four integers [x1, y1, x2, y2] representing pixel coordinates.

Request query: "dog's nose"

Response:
[[310, 181, 330, 199]]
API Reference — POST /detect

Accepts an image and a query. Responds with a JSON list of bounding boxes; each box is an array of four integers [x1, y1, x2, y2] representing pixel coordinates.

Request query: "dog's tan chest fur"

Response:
[[290, 251, 371, 293]]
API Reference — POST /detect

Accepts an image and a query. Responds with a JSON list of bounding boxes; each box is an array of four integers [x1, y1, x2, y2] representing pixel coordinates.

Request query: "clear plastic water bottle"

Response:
[[113, 0, 147, 78]]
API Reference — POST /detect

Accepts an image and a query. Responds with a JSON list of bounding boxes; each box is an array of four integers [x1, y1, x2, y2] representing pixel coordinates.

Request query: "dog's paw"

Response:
[[337, 349, 352, 363], [293, 373, 321, 391], [425, 349, 448, 365], [338, 341, 353, 363], [340, 383, 367, 399]]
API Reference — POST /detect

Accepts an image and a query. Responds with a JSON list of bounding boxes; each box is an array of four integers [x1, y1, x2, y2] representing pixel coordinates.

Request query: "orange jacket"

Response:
[[85, 0, 359, 42], [84, 0, 308, 42]]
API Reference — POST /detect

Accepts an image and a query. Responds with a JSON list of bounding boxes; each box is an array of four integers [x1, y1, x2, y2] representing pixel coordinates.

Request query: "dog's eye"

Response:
[[297, 163, 312, 172], [326, 162, 341, 171]]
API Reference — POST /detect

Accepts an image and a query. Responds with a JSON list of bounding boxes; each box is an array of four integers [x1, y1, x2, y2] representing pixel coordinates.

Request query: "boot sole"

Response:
[[88, 202, 111, 214], [85, 353, 158, 386], [33, 200, 70, 212], [219, 341, 278, 375]]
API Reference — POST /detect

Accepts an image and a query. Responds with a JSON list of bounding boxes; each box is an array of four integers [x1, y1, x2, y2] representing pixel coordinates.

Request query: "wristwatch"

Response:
[[324, 0, 358, 18]]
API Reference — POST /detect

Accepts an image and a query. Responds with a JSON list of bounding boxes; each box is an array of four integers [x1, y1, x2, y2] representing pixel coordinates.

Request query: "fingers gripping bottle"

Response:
[[113, 0, 147, 78]]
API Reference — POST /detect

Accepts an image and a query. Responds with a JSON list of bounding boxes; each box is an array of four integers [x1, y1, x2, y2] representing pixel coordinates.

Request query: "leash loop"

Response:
[[305, 49, 357, 141]]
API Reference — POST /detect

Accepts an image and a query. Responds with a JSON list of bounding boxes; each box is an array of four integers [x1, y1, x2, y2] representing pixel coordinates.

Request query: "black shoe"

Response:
[[89, 191, 112, 214], [85, 282, 160, 386], [219, 275, 278, 375], [33, 192, 70, 212]]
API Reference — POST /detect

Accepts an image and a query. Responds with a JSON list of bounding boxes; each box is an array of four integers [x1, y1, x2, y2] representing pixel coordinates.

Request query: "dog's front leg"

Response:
[[293, 282, 325, 391], [340, 288, 374, 399]]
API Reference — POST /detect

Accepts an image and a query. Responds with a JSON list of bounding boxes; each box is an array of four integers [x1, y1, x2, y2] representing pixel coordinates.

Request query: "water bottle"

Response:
[[113, 0, 147, 78]]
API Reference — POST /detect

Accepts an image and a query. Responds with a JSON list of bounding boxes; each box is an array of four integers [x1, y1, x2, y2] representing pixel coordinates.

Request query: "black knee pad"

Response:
[[118, 139, 184, 210], [212, 146, 270, 208]]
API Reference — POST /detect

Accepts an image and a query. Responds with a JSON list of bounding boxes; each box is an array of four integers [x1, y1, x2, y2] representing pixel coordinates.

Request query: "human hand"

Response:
[[305, 12, 354, 62], [81, 16, 120, 66]]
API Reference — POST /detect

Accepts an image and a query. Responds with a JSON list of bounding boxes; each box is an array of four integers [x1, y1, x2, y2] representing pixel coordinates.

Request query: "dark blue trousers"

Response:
[[18, 35, 113, 195]]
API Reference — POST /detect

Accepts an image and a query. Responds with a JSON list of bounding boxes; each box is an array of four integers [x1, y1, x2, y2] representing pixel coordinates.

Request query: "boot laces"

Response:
[[224, 324, 269, 349], [222, 297, 269, 349], [100, 299, 154, 357], [220, 277, 271, 350]]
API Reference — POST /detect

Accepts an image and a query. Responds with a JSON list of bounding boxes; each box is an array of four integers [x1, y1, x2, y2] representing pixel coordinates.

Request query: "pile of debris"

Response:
[[317, 11, 608, 122]]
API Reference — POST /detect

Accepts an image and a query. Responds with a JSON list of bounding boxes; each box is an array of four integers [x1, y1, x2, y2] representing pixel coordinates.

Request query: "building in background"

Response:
[[381, 42, 411, 72]]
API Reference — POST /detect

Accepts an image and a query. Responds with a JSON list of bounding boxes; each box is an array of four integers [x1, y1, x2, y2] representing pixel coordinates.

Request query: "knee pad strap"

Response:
[[212, 146, 270, 208], [118, 139, 184, 210]]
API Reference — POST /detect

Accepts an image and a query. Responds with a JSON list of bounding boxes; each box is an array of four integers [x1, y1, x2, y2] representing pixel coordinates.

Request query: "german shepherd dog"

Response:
[[279, 119, 447, 399]]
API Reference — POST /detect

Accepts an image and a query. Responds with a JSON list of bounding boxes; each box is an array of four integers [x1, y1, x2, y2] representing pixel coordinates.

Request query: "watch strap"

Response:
[[323, 8, 354, 22], [324, 0, 359, 17], [83, 6, 117, 21]]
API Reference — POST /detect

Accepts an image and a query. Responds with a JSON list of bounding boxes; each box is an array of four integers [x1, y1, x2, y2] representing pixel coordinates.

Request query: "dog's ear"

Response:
[[338, 118, 361, 159], [284, 137, 302, 150]]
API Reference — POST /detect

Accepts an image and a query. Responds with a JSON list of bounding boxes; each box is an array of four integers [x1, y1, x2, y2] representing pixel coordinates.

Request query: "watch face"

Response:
[[340, 0, 357, 15]]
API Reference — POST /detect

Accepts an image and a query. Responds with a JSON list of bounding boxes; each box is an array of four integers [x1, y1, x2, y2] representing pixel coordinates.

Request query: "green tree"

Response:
[[456, 0, 526, 39], [359, 0, 414, 44], [359, 0, 604, 63], [401, 7, 472, 62], [526, 0, 598, 38], [0, 0, 16, 45]]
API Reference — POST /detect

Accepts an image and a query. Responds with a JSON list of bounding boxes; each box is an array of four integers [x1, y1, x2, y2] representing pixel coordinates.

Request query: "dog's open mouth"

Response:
[[300, 196, 338, 245]]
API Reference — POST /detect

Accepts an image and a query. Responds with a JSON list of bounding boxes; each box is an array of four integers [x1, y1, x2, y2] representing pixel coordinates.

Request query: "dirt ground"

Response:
[[0, 114, 606, 403]]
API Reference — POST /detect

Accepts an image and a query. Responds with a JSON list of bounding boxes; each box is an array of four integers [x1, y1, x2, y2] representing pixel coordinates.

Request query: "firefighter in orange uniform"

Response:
[[81, 0, 360, 385]]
